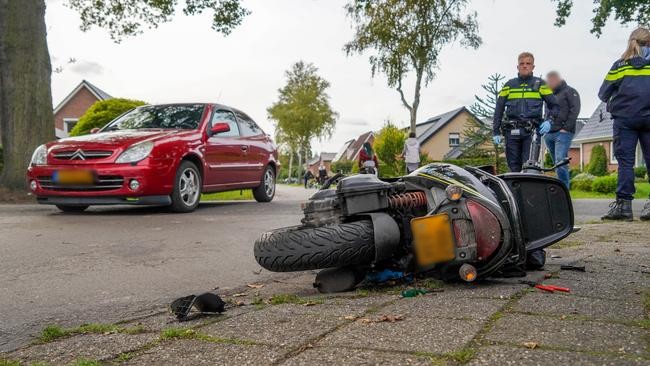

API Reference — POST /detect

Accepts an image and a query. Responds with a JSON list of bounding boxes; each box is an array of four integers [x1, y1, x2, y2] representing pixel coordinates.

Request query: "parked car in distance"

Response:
[[27, 103, 279, 213]]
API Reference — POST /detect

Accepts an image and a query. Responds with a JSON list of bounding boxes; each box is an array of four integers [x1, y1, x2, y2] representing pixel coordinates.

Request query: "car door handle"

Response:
[[241, 146, 249, 151]]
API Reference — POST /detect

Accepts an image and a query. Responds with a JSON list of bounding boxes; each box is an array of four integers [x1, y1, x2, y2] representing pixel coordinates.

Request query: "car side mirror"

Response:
[[210, 122, 230, 135], [90, 128, 100, 134]]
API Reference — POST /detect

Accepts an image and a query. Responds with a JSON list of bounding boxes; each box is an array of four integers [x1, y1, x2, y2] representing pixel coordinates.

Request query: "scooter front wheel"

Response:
[[254, 220, 375, 272]]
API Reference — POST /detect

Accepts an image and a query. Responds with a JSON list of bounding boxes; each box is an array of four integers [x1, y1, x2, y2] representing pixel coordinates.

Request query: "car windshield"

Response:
[[103, 104, 205, 131]]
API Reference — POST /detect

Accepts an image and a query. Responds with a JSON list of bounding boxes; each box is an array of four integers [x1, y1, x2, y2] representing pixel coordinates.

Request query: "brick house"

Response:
[[332, 131, 375, 164], [572, 102, 646, 171], [53, 80, 112, 138], [307, 152, 337, 176], [415, 107, 480, 160]]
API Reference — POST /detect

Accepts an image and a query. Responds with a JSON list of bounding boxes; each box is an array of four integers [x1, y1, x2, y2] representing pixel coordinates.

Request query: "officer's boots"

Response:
[[641, 200, 650, 221], [602, 199, 633, 221]]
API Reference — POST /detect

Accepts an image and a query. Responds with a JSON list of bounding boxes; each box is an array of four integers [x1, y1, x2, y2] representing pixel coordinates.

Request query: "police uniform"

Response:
[[493, 75, 559, 172], [599, 54, 650, 220]]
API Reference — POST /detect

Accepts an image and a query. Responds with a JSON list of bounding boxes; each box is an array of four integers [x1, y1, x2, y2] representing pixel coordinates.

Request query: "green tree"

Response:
[[69, 98, 146, 136], [587, 144, 609, 176], [552, 0, 650, 37], [344, 0, 481, 133], [374, 122, 406, 177], [267, 61, 338, 181], [463, 73, 505, 170], [0, 0, 247, 189]]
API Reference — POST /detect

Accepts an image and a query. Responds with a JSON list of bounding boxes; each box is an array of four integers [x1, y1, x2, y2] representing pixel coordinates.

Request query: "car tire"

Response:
[[253, 165, 275, 203], [170, 161, 202, 213], [56, 205, 89, 213], [254, 220, 376, 272]]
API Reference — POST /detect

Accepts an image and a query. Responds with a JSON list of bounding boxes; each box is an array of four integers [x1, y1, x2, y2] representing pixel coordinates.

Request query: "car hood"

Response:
[[47, 130, 186, 150]]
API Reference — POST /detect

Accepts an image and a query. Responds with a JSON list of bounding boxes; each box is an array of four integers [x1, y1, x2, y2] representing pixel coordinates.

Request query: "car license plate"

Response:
[[411, 214, 456, 267], [53, 170, 94, 185]]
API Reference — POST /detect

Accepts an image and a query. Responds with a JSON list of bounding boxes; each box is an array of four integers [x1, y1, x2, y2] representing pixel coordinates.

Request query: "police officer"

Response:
[[599, 27, 650, 221], [493, 52, 560, 172]]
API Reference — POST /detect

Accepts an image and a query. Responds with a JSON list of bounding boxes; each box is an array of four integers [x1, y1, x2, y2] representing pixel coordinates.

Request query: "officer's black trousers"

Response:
[[505, 129, 533, 172]]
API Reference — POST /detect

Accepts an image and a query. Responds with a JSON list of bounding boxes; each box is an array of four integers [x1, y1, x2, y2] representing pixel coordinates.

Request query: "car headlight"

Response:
[[30, 144, 47, 166], [116, 141, 154, 164]]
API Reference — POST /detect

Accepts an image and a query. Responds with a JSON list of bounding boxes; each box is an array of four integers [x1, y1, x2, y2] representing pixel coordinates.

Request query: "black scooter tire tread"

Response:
[[254, 220, 375, 272]]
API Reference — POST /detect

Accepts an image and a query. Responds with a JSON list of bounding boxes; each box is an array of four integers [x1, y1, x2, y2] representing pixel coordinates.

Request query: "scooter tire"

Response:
[[254, 220, 375, 272]]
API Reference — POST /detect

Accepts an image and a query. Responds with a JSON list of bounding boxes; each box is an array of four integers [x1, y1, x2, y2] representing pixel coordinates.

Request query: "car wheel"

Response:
[[170, 161, 202, 213], [56, 205, 89, 213], [253, 165, 275, 203]]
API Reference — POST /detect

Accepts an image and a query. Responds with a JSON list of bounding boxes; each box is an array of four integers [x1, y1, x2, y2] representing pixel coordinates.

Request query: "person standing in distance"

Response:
[[402, 132, 421, 174], [493, 52, 560, 172], [544, 71, 581, 189], [599, 27, 650, 221]]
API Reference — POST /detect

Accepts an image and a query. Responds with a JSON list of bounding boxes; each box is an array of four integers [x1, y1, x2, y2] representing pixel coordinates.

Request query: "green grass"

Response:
[[0, 359, 21, 366], [37, 322, 147, 343], [70, 360, 100, 366], [570, 182, 650, 199], [159, 328, 257, 346], [201, 190, 253, 201], [268, 294, 324, 305]]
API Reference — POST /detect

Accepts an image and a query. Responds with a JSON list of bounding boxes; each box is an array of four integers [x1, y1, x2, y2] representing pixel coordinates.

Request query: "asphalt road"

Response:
[[0, 185, 313, 352], [0, 189, 647, 352]]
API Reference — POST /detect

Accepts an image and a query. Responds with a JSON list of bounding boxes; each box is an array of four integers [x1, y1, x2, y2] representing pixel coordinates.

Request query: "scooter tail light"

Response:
[[466, 200, 502, 260]]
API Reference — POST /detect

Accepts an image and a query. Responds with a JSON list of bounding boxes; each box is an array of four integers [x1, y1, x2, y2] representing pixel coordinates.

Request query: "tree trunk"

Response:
[[297, 146, 303, 180], [0, 0, 54, 189], [287, 150, 294, 182]]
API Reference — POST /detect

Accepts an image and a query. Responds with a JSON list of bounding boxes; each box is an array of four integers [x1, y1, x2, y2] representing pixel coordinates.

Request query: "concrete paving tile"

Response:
[[6, 333, 155, 365], [544, 274, 647, 300], [320, 315, 482, 354], [382, 293, 506, 321], [124, 339, 284, 366], [514, 292, 645, 322], [200, 305, 345, 347], [282, 346, 434, 366], [486, 314, 647, 355], [468, 345, 648, 366], [441, 280, 528, 299]]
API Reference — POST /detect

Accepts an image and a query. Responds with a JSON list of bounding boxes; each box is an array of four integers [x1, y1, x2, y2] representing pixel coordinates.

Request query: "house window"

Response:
[[449, 133, 460, 147], [609, 141, 617, 164], [63, 118, 79, 134]]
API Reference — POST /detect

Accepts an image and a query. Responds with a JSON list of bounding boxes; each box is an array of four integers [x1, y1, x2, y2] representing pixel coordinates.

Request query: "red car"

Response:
[[27, 103, 279, 213]]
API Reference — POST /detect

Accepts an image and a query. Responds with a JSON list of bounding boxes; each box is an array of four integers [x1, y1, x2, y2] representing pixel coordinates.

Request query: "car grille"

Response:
[[37, 175, 124, 191], [52, 150, 113, 160]]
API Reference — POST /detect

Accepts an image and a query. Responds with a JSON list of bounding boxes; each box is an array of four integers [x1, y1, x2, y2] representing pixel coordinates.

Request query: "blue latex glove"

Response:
[[642, 46, 650, 61], [492, 135, 501, 145], [538, 120, 551, 135]]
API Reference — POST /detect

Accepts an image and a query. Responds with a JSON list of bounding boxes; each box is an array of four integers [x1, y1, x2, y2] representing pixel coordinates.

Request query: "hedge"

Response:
[[592, 175, 617, 194], [571, 173, 596, 191], [634, 166, 647, 179]]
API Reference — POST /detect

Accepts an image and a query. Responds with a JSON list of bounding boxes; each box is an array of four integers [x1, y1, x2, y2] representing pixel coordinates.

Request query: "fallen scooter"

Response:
[[254, 134, 574, 293]]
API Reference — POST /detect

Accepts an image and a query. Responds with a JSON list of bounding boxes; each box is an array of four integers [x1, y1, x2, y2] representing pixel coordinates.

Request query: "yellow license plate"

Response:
[[411, 214, 456, 266], [54, 170, 94, 185]]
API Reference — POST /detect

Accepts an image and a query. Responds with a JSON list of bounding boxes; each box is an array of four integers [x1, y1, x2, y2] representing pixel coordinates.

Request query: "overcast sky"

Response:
[[46, 0, 633, 153]]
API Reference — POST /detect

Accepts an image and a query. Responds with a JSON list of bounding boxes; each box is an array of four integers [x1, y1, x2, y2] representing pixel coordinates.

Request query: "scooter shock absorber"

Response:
[[388, 191, 428, 210]]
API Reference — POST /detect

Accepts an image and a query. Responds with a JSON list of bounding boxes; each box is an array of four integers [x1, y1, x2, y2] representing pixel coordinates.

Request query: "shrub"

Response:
[[571, 173, 595, 191], [586, 144, 608, 176], [634, 166, 647, 179], [569, 168, 581, 179], [331, 159, 354, 174], [374, 122, 406, 177], [69, 98, 146, 136], [544, 151, 554, 167], [592, 175, 617, 194]]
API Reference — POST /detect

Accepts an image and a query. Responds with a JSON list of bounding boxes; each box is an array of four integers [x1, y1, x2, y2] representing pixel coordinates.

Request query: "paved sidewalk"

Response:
[[1, 221, 648, 365]]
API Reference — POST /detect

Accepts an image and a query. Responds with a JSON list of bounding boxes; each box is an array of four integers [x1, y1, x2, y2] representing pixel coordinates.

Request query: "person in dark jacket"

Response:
[[303, 170, 314, 188], [599, 27, 650, 221], [543, 71, 581, 189], [493, 52, 560, 172]]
